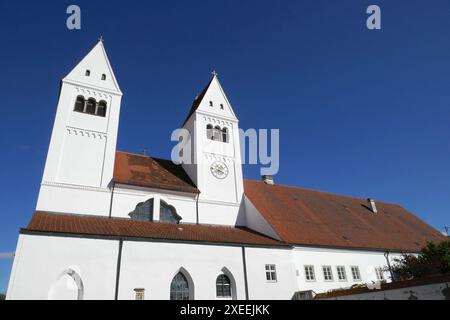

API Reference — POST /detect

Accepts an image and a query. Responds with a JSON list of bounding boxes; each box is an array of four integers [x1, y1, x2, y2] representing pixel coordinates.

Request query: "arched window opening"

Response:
[[129, 199, 154, 221], [206, 124, 214, 140], [97, 100, 107, 117], [101, 74, 106, 80], [48, 268, 84, 300], [170, 272, 190, 300], [220, 104, 224, 110], [74, 96, 85, 113], [213, 126, 222, 142], [86, 98, 97, 115], [216, 274, 231, 298], [160, 200, 182, 224], [209, 101, 213, 107], [222, 127, 229, 143], [85, 70, 90, 77]]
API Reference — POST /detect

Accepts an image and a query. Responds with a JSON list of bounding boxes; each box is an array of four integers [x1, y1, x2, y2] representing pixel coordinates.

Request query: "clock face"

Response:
[[210, 161, 229, 179]]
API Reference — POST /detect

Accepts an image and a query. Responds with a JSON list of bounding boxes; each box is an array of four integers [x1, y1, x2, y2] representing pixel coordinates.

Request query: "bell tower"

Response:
[[36, 40, 123, 216], [182, 73, 244, 225]]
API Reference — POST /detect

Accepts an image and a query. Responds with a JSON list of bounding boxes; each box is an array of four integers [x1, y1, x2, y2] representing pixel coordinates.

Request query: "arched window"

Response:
[[97, 100, 107, 117], [48, 269, 84, 300], [129, 199, 154, 221], [222, 127, 229, 143], [85, 70, 90, 76], [216, 274, 231, 298], [86, 98, 97, 115], [206, 124, 214, 140], [74, 96, 85, 113], [101, 74, 106, 80], [209, 101, 213, 107], [170, 272, 190, 300], [213, 126, 222, 142], [160, 200, 182, 224]]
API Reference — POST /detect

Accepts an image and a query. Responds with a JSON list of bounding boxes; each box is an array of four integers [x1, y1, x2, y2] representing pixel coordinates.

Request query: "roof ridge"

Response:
[[244, 179, 401, 206]]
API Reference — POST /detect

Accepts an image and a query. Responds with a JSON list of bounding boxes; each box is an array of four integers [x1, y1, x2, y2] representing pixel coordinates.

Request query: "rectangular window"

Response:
[[375, 267, 385, 281], [265, 264, 277, 282], [351, 266, 361, 281], [322, 266, 334, 281], [304, 265, 316, 281], [336, 266, 347, 281]]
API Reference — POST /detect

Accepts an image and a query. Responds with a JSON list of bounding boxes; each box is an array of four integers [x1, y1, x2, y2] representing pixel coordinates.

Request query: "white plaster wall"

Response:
[[292, 246, 402, 294], [36, 183, 111, 216], [197, 200, 243, 226], [7, 234, 119, 300], [118, 241, 246, 300], [181, 115, 198, 186], [245, 247, 297, 300]]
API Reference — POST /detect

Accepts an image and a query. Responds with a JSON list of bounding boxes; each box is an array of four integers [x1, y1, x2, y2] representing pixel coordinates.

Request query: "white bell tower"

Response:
[[36, 40, 123, 216], [182, 73, 244, 225]]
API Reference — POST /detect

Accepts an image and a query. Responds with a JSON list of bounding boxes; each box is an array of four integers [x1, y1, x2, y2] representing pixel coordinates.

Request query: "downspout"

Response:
[[384, 250, 395, 282], [109, 181, 116, 219], [114, 238, 123, 300], [195, 191, 200, 225], [241, 247, 249, 300]]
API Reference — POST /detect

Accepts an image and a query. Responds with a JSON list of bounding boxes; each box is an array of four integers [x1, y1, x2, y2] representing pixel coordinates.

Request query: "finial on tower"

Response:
[[98, 35, 104, 42], [211, 70, 218, 77]]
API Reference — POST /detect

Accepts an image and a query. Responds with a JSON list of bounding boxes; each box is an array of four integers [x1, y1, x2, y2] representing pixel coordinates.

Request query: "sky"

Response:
[[0, 0, 449, 294]]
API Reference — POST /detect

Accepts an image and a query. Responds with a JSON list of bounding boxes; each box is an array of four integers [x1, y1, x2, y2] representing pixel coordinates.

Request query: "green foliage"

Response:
[[0, 293, 5, 300], [391, 239, 450, 280]]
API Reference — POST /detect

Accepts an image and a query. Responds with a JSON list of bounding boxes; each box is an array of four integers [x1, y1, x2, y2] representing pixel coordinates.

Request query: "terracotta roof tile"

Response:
[[244, 180, 446, 252], [25, 212, 287, 247], [113, 151, 199, 194]]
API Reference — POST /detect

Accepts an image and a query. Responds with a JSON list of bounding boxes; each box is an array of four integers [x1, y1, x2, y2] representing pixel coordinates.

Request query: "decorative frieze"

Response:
[[75, 86, 111, 100], [201, 115, 232, 127], [66, 126, 107, 139], [203, 152, 234, 163]]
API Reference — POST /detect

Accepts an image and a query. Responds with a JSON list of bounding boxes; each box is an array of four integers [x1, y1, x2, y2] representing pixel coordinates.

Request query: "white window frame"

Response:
[[375, 267, 385, 281], [351, 266, 362, 281], [265, 264, 277, 283], [322, 265, 334, 282], [336, 266, 347, 282], [304, 265, 316, 282]]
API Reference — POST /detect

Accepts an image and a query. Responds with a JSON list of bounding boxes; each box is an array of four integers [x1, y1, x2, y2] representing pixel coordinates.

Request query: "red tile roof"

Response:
[[244, 180, 446, 252], [111, 152, 444, 251], [113, 151, 199, 194], [25, 211, 287, 247]]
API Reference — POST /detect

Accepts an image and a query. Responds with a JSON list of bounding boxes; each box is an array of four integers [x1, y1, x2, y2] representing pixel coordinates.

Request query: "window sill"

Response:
[[73, 110, 106, 118]]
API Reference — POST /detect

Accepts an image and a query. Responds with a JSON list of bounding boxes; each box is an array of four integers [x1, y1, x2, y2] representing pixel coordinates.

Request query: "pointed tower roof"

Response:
[[182, 75, 215, 126], [64, 40, 122, 95], [182, 71, 237, 126]]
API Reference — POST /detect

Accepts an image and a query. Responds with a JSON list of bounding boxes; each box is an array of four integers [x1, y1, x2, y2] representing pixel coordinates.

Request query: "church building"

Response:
[[6, 41, 445, 300]]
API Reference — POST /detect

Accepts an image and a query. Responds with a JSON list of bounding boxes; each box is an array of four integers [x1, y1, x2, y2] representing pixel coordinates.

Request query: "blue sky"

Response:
[[1, 0, 449, 293]]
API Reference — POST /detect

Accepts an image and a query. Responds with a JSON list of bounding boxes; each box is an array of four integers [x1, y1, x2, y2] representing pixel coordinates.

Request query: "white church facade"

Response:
[[6, 41, 445, 300]]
